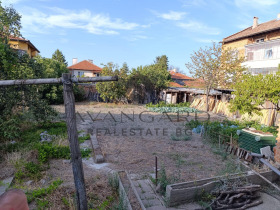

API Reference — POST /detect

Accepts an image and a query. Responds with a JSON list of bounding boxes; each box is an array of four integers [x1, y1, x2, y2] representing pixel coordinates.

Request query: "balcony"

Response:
[[243, 39, 280, 70]]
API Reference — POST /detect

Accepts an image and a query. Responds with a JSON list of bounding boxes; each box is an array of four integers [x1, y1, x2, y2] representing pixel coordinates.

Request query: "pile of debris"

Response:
[[210, 185, 262, 210]]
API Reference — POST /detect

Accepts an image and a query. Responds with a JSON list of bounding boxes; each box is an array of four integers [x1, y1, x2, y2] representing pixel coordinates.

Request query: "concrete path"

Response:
[[129, 175, 201, 210], [248, 192, 280, 210], [0, 177, 13, 196]]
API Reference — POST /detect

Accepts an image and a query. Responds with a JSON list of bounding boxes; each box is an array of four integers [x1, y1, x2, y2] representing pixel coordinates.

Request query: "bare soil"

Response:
[[53, 102, 230, 182]]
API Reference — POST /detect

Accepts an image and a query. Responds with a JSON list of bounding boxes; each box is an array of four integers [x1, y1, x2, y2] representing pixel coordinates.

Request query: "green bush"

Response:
[[25, 162, 42, 175], [37, 143, 71, 163], [187, 119, 278, 144], [73, 85, 85, 102]]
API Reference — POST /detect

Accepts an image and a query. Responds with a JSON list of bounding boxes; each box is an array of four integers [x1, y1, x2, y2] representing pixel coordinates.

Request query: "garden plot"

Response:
[[53, 102, 238, 183], [0, 121, 122, 209]]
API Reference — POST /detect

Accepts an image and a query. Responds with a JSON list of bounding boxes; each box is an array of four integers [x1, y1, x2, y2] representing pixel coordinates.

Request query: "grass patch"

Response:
[[78, 133, 90, 143], [26, 179, 63, 203]]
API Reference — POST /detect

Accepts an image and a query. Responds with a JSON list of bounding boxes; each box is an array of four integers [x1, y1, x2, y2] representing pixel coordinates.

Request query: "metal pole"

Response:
[[155, 156, 158, 186]]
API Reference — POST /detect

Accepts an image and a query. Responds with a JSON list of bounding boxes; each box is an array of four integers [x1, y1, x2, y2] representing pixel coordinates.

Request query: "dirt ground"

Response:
[[53, 102, 232, 182]]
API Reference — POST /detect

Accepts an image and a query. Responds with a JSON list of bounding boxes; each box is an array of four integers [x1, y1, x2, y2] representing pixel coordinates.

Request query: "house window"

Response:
[[78, 71, 84, 77], [96, 73, 100, 77], [265, 49, 273, 59], [17, 49, 27, 56], [255, 38, 265, 43]]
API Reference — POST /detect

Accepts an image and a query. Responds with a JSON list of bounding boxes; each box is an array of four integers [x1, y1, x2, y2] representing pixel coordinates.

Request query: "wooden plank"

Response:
[[0, 76, 118, 86], [63, 73, 88, 210]]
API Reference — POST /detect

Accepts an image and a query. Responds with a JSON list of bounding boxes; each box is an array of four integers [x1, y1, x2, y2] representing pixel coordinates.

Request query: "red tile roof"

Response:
[[169, 71, 193, 80], [9, 36, 40, 53], [223, 19, 280, 43], [169, 82, 184, 87], [183, 79, 205, 89], [68, 60, 102, 72]]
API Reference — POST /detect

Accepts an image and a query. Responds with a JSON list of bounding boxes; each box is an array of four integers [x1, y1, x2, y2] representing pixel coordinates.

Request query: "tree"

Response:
[[35, 55, 69, 104], [0, 3, 57, 141], [230, 73, 280, 115], [52, 49, 68, 66], [0, 1, 21, 40], [128, 55, 171, 103], [96, 62, 128, 102], [186, 42, 245, 111]]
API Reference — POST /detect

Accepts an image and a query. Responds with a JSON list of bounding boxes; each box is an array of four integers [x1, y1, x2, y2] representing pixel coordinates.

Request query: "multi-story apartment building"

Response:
[[222, 14, 280, 75]]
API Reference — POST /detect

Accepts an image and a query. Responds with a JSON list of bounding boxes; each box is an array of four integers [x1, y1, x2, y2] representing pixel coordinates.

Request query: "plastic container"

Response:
[[238, 129, 276, 154]]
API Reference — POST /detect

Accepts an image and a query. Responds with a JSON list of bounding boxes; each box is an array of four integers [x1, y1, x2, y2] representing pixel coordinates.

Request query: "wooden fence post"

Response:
[[63, 73, 88, 210]]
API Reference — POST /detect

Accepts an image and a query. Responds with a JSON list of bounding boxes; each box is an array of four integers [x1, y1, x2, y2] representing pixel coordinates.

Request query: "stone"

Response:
[[40, 179, 46, 185], [155, 183, 161, 193], [26, 180, 33, 186], [260, 146, 272, 158], [95, 154, 104, 163], [0, 177, 14, 195]]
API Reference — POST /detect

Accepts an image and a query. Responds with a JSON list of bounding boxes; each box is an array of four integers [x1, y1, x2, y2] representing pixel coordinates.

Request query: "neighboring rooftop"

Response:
[[183, 79, 205, 89], [169, 69, 193, 80], [68, 60, 102, 72], [169, 82, 184, 87], [223, 15, 280, 43], [9, 36, 40, 53]]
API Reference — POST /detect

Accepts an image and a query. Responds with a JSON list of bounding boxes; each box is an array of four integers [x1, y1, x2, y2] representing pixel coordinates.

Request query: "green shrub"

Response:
[[81, 148, 92, 158], [25, 162, 42, 175], [108, 173, 119, 191], [73, 85, 85, 102], [186, 120, 201, 129], [26, 179, 63, 203], [37, 143, 71, 163], [190, 119, 278, 144]]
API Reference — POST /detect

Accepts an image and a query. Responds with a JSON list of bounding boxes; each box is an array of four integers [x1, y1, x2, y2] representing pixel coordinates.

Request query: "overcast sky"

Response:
[[2, 0, 280, 74]]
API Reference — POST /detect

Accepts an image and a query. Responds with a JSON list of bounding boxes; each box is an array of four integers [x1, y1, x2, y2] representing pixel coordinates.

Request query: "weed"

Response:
[[81, 148, 92, 158], [78, 134, 90, 143], [195, 189, 215, 209], [112, 191, 127, 210], [108, 173, 119, 191], [14, 169, 25, 183], [26, 179, 63, 203], [149, 176, 156, 185], [36, 199, 49, 209], [24, 161, 43, 179], [96, 195, 114, 210], [218, 160, 243, 176], [62, 197, 69, 206]]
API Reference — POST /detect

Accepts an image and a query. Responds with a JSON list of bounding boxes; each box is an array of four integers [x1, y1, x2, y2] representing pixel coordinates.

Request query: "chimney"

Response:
[[72, 58, 78, 65], [253, 17, 258, 29], [88, 59, 93, 63], [277, 13, 280, 20]]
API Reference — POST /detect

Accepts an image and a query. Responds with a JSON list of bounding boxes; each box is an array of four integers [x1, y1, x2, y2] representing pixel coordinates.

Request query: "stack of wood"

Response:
[[210, 185, 262, 210]]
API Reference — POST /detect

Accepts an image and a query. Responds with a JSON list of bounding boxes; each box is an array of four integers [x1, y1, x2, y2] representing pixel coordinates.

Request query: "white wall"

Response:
[[243, 58, 280, 69], [72, 70, 95, 77]]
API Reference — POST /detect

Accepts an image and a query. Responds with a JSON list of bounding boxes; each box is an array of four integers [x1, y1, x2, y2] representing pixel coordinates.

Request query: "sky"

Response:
[[2, 0, 280, 75]]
